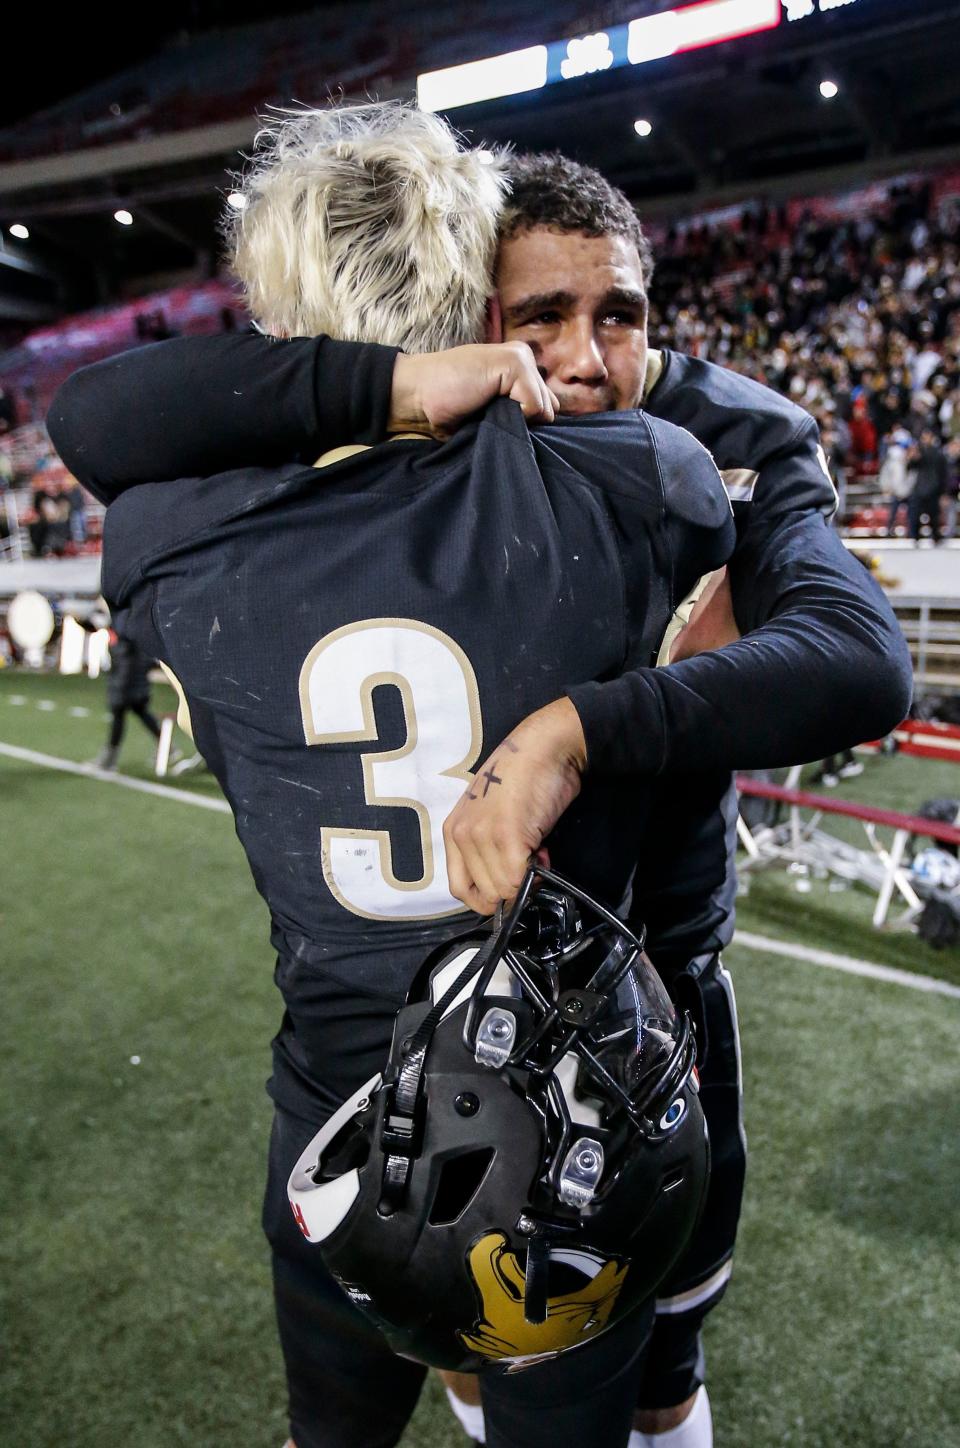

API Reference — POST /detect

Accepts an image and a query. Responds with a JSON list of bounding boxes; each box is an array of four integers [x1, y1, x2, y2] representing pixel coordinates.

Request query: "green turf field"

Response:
[[2, 668, 958, 1447]]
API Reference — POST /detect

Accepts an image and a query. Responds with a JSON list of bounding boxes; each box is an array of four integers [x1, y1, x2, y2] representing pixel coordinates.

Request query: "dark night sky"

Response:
[[0, 3, 328, 128]]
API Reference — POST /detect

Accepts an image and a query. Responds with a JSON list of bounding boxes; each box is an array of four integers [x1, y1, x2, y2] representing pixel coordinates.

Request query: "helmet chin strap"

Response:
[[522, 1230, 551, 1325]]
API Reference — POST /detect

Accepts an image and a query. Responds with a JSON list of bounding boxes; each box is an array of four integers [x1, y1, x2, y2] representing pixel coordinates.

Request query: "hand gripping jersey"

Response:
[[102, 400, 733, 1011]]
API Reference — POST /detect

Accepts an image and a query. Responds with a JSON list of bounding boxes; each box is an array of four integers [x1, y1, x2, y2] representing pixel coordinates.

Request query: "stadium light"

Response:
[[627, 0, 780, 66], [417, 45, 548, 112], [819, 78, 839, 99], [114, 209, 134, 226], [226, 191, 247, 210], [418, 0, 782, 113], [633, 118, 654, 137], [8, 223, 29, 240]]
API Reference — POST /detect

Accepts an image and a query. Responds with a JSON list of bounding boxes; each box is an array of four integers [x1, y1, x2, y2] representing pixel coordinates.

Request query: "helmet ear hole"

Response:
[[320, 1119, 371, 1179], [428, 1148, 495, 1225]]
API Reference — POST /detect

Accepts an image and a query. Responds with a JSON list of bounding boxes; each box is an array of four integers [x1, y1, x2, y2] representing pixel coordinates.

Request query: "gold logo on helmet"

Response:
[[459, 1231, 628, 1369]]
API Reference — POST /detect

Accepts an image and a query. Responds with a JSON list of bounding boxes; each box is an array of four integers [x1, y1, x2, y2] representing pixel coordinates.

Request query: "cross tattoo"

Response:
[[481, 760, 503, 797]]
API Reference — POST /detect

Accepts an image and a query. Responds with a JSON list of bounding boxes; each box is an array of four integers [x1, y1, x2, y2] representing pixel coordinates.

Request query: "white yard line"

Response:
[[0, 740, 230, 814], [733, 930, 960, 1000]]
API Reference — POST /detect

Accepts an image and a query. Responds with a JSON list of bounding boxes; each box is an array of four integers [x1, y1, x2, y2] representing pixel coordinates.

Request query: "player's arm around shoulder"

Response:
[[46, 335, 557, 505], [46, 333, 401, 503], [442, 416, 740, 917]]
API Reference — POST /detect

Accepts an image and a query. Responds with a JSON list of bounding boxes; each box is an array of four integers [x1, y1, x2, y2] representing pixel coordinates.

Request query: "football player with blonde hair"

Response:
[[55, 99, 742, 1448], [225, 101, 506, 353]]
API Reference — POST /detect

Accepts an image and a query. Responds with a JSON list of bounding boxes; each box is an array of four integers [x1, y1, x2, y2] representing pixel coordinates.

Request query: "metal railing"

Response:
[[891, 596, 960, 693]]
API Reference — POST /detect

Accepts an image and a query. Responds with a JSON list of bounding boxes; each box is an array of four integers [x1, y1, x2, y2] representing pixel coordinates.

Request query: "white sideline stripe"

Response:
[[0, 740, 231, 814], [734, 930, 960, 1000]]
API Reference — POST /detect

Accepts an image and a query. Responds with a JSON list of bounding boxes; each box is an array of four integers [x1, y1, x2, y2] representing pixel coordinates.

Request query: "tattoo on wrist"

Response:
[[481, 761, 503, 797]]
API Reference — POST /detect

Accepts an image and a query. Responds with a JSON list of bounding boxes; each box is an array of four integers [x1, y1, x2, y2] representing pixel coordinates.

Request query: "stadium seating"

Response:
[[647, 170, 960, 535]]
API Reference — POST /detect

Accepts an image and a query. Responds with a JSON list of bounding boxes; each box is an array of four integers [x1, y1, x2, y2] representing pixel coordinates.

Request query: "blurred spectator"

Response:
[[94, 630, 163, 772], [41, 489, 70, 555], [65, 477, 88, 546], [29, 474, 70, 556], [908, 426, 951, 543], [911, 327, 942, 391], [819, 410, 849, 516], [872, 385, 908, 440], [848, 393, 878, 474], [878, 423, 915, 534], [944, 437, 960, 539]]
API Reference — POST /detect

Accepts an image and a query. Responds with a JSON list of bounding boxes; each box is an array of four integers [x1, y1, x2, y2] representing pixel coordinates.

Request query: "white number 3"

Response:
[[299, 619, 483, 921]]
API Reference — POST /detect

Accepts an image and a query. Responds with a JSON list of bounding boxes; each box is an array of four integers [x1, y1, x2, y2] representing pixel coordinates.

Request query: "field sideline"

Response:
[[2, 669, 959, 1447]]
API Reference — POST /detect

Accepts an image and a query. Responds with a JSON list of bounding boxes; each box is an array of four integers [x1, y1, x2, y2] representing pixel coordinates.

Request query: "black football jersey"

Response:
[[103, 399, 733, 997]]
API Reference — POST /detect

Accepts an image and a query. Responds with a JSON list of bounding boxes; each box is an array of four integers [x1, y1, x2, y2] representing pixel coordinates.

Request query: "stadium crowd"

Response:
[[650, 177, 960, 535]]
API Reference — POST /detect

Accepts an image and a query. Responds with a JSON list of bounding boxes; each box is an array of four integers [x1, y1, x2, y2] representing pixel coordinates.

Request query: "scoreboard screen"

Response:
[[418, 0, 869, 112]]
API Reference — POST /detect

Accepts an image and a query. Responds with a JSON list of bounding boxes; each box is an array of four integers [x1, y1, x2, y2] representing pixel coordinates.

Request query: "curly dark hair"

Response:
[[501, 152, 653, 286]]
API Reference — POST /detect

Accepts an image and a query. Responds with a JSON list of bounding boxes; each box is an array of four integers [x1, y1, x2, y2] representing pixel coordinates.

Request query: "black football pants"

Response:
[[262, 969, 654, 1448], [635, 955, 747, 1410]]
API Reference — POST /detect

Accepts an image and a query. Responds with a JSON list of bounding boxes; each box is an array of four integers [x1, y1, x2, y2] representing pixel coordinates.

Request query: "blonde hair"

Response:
[[224, 101, 508, 351]]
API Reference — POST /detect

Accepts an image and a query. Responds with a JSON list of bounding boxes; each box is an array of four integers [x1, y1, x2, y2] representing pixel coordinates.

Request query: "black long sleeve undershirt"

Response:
[[565, 510, 911, 772], [47, 332, 913, 775], [47, 333, 399, 506]]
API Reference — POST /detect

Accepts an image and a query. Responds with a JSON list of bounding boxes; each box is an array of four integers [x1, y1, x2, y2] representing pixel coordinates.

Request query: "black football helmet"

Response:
[[288, 864, 709, 1372]]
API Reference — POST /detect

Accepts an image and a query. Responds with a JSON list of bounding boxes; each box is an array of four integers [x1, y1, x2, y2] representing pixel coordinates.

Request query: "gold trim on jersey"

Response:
[[656, 569, 725, 668], [313, 433, 430, 469], [158, 661, 195, 740], [643, 349, 664, 401]]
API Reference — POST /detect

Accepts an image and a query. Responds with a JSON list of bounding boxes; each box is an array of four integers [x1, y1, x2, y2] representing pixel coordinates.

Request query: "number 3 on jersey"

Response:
[[299, 619, 483, 921]]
